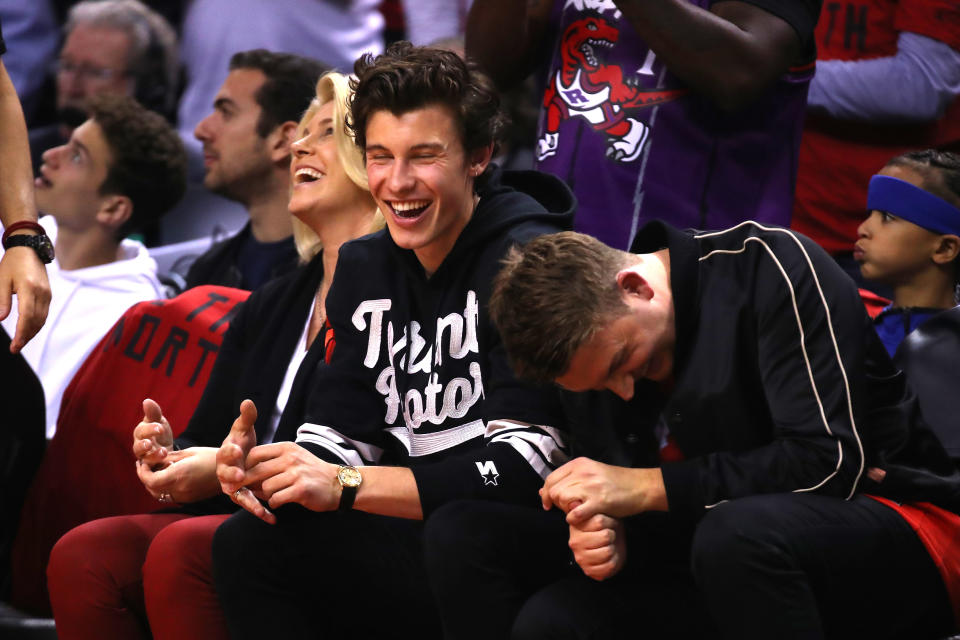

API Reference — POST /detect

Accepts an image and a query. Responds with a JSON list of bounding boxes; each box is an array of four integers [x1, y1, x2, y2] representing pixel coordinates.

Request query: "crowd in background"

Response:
[[0, 0, 958, 638]]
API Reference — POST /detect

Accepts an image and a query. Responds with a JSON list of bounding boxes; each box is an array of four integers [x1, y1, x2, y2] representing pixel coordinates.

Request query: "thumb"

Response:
[[233, 399, 258, 437], [143, 398, 164, 423]]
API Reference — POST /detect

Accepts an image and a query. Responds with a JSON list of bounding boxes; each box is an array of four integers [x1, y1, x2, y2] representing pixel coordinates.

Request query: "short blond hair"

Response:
[[291, 72, 383, 261], [489, 232, 632, 382]]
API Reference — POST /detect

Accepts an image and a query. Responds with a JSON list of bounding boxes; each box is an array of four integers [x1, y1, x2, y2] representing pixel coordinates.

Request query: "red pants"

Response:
[[47, 513, 230, 640]]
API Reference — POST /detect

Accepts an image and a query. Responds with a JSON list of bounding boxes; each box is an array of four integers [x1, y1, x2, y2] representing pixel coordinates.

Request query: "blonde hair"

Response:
[[291, 72, 383, 262]]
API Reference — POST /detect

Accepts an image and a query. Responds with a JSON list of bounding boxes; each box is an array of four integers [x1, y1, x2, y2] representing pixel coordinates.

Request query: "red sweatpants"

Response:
[[47, 512, 230, 640]]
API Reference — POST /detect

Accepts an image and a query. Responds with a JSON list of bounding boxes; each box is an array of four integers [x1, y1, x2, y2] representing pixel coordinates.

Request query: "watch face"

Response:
[[338, 466, 362, 488], [35, 235, 55, 263]]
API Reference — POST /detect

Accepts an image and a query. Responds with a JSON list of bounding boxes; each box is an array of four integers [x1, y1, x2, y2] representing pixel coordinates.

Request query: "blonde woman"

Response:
[[47, 72, 381, 640]]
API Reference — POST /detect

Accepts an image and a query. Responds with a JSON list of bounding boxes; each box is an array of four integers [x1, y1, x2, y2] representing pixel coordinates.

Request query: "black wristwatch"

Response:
[[2, 222, 54, 264]]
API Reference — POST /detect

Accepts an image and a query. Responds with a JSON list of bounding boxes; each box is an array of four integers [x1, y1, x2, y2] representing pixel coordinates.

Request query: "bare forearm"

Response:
[[613, 0, 801, 110], [353, 466, 423, 520], [0, 60, 37, 227], [465, 0, 552, 88]]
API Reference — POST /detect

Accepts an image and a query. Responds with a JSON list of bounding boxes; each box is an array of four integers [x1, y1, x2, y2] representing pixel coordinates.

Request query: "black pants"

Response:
[[212, 505, 440, 639], [423, 494, 954, 640]]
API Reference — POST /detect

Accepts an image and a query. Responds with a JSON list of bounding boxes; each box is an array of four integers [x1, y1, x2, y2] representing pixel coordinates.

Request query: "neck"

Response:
[[891, 269, 957, 309], [53, 224, 121, 271], [246, 170, 294, 243], [417, 193, 479, 278], [314, 203, 378, 287]]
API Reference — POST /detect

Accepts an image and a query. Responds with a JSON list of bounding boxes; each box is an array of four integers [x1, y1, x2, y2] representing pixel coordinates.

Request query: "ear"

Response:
[[96, 194, 133, 232], [268, 121, 300, 164], [932, 234, 960, 266], [615, 265, 654, 302], [467, 143, 494, 179]]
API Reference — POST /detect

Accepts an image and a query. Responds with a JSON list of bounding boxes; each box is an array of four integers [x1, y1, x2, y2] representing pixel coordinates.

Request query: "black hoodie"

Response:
[[296, 166, 576, 515]]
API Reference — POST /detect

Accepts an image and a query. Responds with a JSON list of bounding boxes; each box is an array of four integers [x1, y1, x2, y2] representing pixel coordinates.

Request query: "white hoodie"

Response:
[[1, 217, 163, 438]]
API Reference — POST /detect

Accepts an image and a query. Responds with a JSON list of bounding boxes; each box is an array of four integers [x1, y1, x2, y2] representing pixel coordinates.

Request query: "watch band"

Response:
[[2, 220, 45, 246], [339, 483, 358, 511], [3, 232, 55, 264]]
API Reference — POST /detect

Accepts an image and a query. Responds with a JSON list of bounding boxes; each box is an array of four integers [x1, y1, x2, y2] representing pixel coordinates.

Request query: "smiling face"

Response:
[[855, 165, 943, 286], [289, 102, 368, 227], [555, 289, 675, 401], [193, 68, 274, 201], [364, 104, 490, 275], [34, 118, 111, 228]]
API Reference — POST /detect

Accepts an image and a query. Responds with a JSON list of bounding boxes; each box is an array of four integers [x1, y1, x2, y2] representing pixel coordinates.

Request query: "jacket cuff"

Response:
[[661, 459, 706, 521]]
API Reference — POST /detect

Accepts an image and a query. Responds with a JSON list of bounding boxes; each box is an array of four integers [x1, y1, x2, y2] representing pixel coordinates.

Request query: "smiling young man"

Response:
[[186, 49, 325, 291], [2, 94, 186, 438], [209, 42, 575, 637], [419, 223, 960, 638]]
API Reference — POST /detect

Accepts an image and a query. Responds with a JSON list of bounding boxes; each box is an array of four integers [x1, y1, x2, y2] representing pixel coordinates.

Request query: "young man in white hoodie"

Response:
[[2, 94, 187, 438]]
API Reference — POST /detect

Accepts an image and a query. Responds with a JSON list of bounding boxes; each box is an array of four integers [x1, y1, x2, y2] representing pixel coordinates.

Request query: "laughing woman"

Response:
[[46, 72, 381, 640]]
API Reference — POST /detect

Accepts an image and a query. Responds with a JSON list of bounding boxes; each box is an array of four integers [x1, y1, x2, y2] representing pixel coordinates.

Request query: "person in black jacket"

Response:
[[46, 71, 380, 640], [424, 225, 960, 639], [209, 42, 575, 638]]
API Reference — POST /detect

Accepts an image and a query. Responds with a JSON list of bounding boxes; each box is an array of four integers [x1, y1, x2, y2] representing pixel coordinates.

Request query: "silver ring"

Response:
[[158, 492, 172, 503], [234, 488, 243, 501]]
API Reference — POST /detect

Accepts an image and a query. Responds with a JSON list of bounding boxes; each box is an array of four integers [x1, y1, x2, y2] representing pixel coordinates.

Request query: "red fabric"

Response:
[[859, 287, 891, 318], [11, 286, 249, 615], [47, 512, 193, 639], [792, 0, 960, 255], [143, 515, 231, 640], [867, 496, 960, 629]]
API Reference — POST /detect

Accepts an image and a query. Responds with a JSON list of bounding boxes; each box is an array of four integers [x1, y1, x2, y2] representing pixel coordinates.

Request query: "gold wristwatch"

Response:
[[337, 465, 362, 511]]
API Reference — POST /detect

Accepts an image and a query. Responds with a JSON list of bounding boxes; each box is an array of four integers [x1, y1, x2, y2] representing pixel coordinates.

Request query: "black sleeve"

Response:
[[0, 18, 6, 56]]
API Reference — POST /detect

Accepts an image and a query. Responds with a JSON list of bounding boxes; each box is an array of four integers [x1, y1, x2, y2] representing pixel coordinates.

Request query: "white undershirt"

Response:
[[262, 306, 312, 444]]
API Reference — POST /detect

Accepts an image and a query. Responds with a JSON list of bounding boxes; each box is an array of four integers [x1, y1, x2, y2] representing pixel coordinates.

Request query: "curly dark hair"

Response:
[[230, 49, 328, 138], [87, 94, 187, 238], [348, 41, 506, 156]]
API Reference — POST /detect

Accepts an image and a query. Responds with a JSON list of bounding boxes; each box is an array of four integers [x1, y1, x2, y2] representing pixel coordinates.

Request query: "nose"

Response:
[[387, 159, 415, 194], [608, 376, 635, 402], [857, 212, 876, 239], [291, 133, 309, 157], [42, 144, 64, 168], [194, 113, 214, 142]]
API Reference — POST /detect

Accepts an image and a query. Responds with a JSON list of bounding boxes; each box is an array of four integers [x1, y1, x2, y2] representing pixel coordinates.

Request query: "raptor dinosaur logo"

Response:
[[537, 15, 686, 163]]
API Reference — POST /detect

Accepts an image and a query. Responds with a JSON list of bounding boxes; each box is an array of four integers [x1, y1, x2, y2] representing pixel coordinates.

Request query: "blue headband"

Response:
[[867, 175, 960, 236]]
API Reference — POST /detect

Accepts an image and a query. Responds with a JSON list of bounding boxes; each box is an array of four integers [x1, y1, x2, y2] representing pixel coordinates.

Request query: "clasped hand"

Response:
[[540, 457, 665, 581], [215, 399, 343, 525]]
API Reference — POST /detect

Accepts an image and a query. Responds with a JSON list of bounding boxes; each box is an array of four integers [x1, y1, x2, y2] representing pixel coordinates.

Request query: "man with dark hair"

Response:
[[423, 224, 960, 638], [209, 42, 574, 638], [3, 94, 186, 438], [184, 49, 326, 291], [28, 0, 179, 173]]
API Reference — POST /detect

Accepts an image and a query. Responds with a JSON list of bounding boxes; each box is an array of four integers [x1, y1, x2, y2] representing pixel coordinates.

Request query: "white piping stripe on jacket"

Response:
[[296, 423, 384, 466], [487, 419, 570, 478], [695, 221, 865, 504], [385, 419, 487, 457]]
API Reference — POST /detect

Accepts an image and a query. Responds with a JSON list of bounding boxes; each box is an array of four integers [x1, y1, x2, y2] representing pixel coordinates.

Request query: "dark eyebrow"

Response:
[[606, 346, 629, 379], [213, 97, 236, 111]]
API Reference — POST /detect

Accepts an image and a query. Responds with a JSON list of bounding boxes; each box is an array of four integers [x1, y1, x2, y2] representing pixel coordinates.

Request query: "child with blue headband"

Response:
[[855, 150, 960, 357]]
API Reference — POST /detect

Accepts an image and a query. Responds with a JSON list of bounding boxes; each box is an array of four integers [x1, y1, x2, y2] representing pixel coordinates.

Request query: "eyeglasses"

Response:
[[53, 59, 131, 82]]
